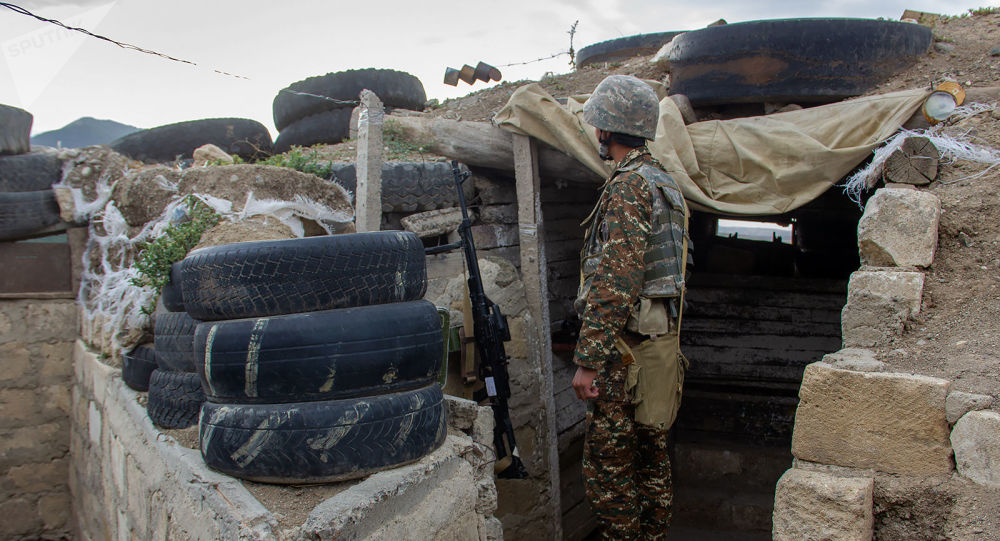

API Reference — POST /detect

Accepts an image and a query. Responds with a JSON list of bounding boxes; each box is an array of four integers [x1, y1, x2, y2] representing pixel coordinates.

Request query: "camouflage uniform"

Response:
[[575, 147, 678, 540]]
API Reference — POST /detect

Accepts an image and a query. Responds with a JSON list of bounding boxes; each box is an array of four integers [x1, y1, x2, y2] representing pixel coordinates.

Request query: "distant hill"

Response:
[[31, 117, 139, 148]]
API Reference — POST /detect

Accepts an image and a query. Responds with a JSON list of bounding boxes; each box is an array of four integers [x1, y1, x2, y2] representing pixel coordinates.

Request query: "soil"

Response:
[[241, 479, 354, 533]]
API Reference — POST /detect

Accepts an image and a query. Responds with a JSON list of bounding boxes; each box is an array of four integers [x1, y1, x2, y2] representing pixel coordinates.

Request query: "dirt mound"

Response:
[[111, 164, 353, 227]]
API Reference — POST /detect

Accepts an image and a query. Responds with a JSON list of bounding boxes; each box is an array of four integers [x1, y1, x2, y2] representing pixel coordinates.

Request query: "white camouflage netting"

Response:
[[54, 166, 353, 357], [843, 103, 1000, 204]]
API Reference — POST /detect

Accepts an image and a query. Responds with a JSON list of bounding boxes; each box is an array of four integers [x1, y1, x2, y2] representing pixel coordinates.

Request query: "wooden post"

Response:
[[355, 90, 384, 232], [512, 133, 563, 539]]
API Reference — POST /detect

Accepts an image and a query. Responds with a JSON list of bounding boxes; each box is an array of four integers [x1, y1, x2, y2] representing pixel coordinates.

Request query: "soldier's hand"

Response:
[[572, 366, 600, 400]]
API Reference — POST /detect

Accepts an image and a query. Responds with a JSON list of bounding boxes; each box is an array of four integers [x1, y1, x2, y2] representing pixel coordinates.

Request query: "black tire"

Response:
[[330, 161, 468, 213], [0, 190, 62, 241], [110, 118, 273, 163], [576, 31, 684, 68], [0, 151, 63, 192], [122, 344, 157, 392], [200, 384, 447, 483], [154, 312, 200, 372], [0, 105, 31, 155], [272, 69, 426, 131], [273, 108, 352, 153], [667, 18, 933, 106], [195, 300, 443, 403], [147, 370, 204, 429], [160, 262, 185, 312], [180, 231, 427, 321]]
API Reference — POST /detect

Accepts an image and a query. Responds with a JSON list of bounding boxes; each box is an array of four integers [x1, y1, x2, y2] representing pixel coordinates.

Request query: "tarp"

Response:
[[494, 83, 929, 215]]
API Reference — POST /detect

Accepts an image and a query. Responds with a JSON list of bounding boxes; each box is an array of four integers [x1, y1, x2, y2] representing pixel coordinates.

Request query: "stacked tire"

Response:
[[181, 231, 447, 483], [109, 118, 274, 163], [1, 104, 65, 241], [147, 261, 205, 429], [272, 69, 426, 153]]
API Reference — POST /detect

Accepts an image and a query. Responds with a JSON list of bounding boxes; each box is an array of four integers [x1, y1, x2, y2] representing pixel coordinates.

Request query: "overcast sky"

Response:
[[1, 0, 995, 137]]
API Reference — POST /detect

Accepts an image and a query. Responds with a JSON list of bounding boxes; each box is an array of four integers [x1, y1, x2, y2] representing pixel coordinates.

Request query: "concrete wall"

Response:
[[0, 299, 77, 540], [70, 340, 502, 540]]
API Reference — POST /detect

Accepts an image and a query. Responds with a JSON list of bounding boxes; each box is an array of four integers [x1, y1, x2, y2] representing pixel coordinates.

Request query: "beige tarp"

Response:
[[494, 83, 929, 215]]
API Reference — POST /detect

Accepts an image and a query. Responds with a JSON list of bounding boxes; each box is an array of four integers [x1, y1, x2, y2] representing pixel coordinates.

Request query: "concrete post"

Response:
[[355, 90, 384, 233]]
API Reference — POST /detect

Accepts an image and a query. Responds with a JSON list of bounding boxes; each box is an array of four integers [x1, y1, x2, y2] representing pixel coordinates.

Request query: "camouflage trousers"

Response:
[[583, 399, 672, 541]]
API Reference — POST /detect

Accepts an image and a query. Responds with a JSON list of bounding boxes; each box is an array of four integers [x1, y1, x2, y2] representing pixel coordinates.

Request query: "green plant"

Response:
[[382, 119, 427, 160], [131, 195, 220, 312], [969, 6, 1000, 15], [257, 147, 335, 179]]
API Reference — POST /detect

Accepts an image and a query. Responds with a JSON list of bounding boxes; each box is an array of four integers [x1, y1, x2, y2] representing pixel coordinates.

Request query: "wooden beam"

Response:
[[355, 90, 384, 233], [512, 133, 563, 539]]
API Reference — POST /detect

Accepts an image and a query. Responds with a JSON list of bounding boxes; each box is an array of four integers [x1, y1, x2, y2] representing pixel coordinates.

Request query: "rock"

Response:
[[841, 270, 924, 348], [792, 362, 952, 475], [445, 395, 480, 431], [192, 144, 233, 165], [857, 187, 941, 267], [958, 231, 973, 247], [669, 94, 698, 125], [946, 392, 995, 424], [772, 468, 874, 541], [951, 411, 1000, 488], [990, 46, 1000, 56], [650, 40, 675, 68], [401, 207, 464, 238], [934, 42, 956, 54], [191, 216, 296, 251], [822, 348, 885, 372]]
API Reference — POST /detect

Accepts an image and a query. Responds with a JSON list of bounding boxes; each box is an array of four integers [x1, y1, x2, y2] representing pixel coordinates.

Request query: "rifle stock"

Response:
[[443, 160, 528, 479]]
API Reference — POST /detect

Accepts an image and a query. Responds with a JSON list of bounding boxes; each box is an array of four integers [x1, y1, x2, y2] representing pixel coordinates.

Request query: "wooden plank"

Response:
[[680, 332, 841, 351], [687, 273, 847, 294], [685, 288, 847, 310], [683, 303, 842, 324], [0, 241, 72, 295], [681, 345, 829, 366], [513, 133, 562, 537], [355, 90, 384, 233], [539, 218, 585, 242], [682, 318, 840, 338]]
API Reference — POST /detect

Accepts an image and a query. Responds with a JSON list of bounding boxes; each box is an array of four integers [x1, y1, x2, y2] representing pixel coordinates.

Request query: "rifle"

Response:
[[425, 160, 528, 479]]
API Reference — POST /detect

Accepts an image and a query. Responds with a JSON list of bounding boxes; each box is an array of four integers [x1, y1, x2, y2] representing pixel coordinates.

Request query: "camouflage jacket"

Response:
[[573, 147, 660, 398]]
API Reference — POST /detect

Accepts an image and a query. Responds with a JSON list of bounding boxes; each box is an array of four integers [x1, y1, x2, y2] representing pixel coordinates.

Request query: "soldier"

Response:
[[572, 75, 690, 540]]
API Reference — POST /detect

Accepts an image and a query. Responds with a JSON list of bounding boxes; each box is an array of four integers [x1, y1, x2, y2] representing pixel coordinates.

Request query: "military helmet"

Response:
[[582, 75, 659, 140]]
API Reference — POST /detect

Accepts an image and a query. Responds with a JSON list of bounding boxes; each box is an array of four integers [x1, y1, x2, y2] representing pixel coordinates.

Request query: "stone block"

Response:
[[946, 391, 994, 424], [8, 458, 68, 491], [480, 204, 518, 224], [792, 362, 952, 475], [841, 270, 924, 348], [0, 496, 42, 538], [474, 175, 516, 205], [773, 468, 873, 541], [857, 187, 941, 267], [401, 207, 464, 237], [822, 348, 885, 372], [38, 491, 71, 531], [0, 343, 32, 385], [25, 301, 78, 342], [951, 411, 1000, 488], [39, 341, 74, 380], [472, 224, 520, 250], [0, 423, 67, 468], [446, 395, 480, 431]]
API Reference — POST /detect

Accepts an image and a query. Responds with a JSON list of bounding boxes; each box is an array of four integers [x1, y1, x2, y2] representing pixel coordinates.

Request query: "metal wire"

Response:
[[0, 2, 250, 80]]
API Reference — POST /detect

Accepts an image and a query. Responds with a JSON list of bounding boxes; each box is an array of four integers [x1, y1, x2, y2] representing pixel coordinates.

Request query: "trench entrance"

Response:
[[548, 185, 861, 540]]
